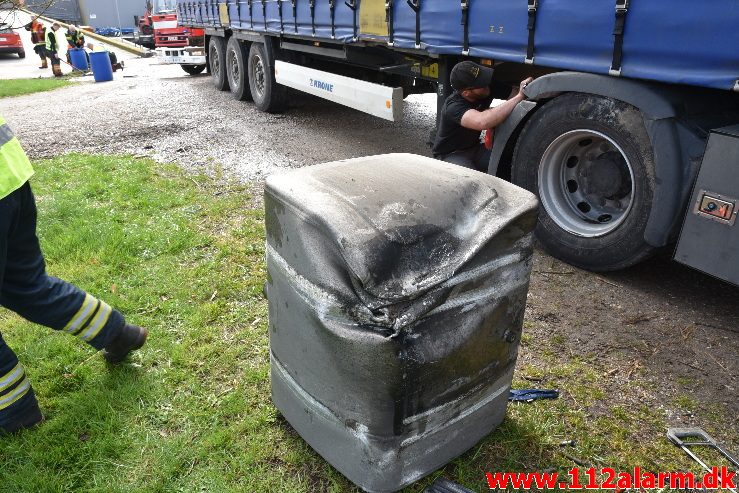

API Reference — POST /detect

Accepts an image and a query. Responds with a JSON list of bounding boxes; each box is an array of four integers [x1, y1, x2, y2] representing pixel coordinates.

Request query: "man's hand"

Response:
[[514, 77, 534, 101]]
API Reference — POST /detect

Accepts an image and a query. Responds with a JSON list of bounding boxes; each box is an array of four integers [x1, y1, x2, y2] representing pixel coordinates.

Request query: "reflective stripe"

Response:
[[0, 123, 14, 147], [63, 293, 96, 334], [0, 378, 31, 411], [79, 301, 113, 342], [0, 363, 24, 394]]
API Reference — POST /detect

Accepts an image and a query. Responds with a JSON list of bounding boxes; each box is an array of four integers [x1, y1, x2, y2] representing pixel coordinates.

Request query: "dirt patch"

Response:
[[521, 252, 738, 448]]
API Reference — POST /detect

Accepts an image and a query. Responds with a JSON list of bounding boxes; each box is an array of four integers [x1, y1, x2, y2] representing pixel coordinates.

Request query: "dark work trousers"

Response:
[[440, 144, 492, 173], [0, 183, 124, 428], [44, 48, 60, 65], [33, 44, 47, 61]]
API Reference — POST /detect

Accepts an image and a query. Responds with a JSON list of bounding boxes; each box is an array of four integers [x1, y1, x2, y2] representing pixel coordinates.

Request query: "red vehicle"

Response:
[[0, 23, 25, 58], [138, 0, 203, 48]]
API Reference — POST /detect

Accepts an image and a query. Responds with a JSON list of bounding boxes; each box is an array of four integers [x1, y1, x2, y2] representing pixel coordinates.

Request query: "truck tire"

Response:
[[209, 37, 229, 91], [511, 93, 656, 271], [226, 37, 252, 101], [181, 64, 206, 75], [247, 42, 287, 113]]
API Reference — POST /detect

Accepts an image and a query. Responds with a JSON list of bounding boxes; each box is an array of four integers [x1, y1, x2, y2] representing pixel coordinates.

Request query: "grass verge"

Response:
[[0, 78, 71, 98], [0, 154, 734, 492]]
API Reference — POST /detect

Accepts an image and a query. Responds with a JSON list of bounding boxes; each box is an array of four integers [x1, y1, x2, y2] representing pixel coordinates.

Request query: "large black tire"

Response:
[[18, 50, 25, 59], [209, 36, 229, 91], [226, 37, 252, 101], [247, 42, 287, 113], [511, 93, 656, 271], [181, 64, 206, 75]]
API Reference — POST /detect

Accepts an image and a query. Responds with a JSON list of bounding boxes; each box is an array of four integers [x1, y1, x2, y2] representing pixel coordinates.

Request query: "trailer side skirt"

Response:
[[274, 60, 403, 121]]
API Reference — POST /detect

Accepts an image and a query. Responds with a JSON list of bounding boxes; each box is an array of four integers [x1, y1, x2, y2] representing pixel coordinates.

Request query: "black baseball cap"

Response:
[[450, 61, 494, 90]]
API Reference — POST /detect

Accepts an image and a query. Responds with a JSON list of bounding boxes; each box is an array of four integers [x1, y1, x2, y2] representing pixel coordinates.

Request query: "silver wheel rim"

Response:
[[251, 53, 265, 98], [539, 129, 634, 238], [211, 46, 220, 77], [228, 48, 239, 88]]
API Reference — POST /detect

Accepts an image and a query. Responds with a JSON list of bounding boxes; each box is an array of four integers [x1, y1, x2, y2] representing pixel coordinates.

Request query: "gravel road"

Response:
[[2, 50, 437, 181]]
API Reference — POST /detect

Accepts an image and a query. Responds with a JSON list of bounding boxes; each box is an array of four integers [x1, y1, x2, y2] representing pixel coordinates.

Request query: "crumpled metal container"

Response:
[[265, 154, 538, 492]]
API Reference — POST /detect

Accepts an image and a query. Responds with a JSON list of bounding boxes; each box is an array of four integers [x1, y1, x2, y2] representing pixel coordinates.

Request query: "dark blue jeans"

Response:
[[0, 183, 124, 428]]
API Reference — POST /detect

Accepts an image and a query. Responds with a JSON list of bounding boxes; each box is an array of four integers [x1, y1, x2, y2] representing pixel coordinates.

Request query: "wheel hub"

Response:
[[211, 47, 220, 74], [539, 130, 635, 237], [252, 55, 265, 97], [229, 50, 239, 86], [580, 151, 628, 198]]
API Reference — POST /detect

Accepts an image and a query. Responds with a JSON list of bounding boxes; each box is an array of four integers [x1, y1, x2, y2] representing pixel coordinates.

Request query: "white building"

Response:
[[27, 0, 145, 29]]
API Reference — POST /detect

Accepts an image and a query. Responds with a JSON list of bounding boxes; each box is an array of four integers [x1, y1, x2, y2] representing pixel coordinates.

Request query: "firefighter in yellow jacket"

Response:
[[0, 116, 148, 434], [45, 23, 63, 77], [65, 25, 85, 66]]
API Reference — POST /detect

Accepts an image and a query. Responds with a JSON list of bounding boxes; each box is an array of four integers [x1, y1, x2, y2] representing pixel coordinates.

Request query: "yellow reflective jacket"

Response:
[[0, 116, 35, 200], [45, 29, 58, 53], [66, 30, 85, 48]]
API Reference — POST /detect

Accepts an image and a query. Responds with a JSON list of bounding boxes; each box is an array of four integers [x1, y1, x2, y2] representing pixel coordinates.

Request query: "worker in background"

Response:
[[0, 115, 148, 434], [86, 42, 125, 72], [432, 61, 533, 171], [65, 25, 85, 65], [108, 50, 124, 72], [45, 23, 62, 77], [24, 19, 47, 69], [65, 25, 85, 50]]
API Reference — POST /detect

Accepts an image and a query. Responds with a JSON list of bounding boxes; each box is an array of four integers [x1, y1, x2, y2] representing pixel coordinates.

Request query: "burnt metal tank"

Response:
[[265, 154, 538, 492]]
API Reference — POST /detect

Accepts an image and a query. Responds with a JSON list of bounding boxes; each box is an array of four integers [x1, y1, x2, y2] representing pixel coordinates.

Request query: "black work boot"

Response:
[[103, 324, 148, 364], [0, 391, 44, 434]]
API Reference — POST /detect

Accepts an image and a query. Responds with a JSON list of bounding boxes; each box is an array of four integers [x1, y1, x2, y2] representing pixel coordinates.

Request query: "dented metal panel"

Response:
[[265, 153, 538, 492]]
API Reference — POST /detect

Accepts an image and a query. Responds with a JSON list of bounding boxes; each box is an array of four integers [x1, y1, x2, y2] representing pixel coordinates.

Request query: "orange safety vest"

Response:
[[31, 20, 46, 46]]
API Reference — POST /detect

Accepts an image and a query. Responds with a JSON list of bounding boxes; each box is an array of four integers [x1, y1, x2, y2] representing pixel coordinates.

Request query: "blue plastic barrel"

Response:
[[88, 51, 113, 82], [68, 48, 88, 71]]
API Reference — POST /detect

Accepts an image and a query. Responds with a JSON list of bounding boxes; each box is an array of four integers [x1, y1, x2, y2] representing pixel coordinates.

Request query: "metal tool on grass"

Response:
[[509, 388, 560, 402], [667, 428, 739, 493], [423, 477, 476, 493]]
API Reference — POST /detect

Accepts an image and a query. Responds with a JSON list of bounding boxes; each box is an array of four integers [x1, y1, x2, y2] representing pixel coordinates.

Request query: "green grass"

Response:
[[0, 78, 72, 98], [0, 154, 735, 492]]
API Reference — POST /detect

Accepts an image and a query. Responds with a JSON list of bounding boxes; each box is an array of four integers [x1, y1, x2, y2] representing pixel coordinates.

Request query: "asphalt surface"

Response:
[[0, 10, 143, 79]]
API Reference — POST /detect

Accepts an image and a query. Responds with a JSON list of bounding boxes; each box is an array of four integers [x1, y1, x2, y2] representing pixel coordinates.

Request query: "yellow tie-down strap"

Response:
[[219, 3, 231, 26], [359, 0, 388, 37]]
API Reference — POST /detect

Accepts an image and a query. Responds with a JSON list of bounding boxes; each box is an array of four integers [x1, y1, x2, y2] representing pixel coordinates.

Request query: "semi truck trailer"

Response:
[[175, 0, 739, 285]]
